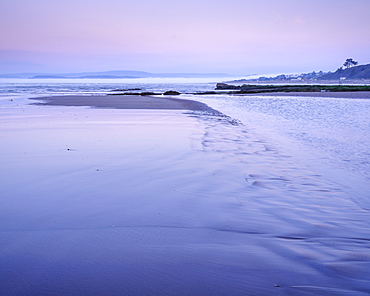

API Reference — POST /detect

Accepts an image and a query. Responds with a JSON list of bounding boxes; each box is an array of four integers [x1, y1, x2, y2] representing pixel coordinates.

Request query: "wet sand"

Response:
[[30, 94, 220, 112], [1, 95, 370, 295]]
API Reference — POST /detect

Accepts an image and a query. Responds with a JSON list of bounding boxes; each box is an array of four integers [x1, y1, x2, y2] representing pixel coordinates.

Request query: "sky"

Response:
[[1, 0, 369, 75]]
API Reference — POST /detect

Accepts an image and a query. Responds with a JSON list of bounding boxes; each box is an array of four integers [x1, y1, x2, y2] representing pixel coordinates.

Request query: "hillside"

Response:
[[319, 63, 370, 80], [0, 70, 230, 79]]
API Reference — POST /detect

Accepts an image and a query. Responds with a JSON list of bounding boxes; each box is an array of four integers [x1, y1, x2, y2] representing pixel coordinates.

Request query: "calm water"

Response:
[[195, 94, 370, 181], [1, 80, 369, 190]]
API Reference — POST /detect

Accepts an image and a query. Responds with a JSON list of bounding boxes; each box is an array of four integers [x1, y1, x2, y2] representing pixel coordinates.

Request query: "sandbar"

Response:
[[30, 95, 220, 112]]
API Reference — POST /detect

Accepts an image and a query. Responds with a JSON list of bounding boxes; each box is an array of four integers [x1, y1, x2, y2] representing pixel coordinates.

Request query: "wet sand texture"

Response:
[[0, 95, 370, 295], [30, 95, 221, 113]]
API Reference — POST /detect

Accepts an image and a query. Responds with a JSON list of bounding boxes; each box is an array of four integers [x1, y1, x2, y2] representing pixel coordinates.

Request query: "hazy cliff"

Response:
[[319, 63, 370, 80]]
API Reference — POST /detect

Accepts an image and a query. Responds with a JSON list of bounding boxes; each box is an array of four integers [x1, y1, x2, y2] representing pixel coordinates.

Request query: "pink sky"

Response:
[[1, 0, 369, 75]]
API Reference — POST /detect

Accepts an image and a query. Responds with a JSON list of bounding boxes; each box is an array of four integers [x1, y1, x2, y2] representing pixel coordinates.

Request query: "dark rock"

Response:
[[163, 90, 181, 95], [139, 92, 157, 96], [115, 92, 160, 96], [215, 83, 239, 90]]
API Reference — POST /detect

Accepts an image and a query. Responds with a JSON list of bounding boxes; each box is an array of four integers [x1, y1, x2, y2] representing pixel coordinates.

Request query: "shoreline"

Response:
[[30, 95, 219, 111], [244, 91, 370, 98], [1, 91, 369, 294], [30, 91, 370, 111]]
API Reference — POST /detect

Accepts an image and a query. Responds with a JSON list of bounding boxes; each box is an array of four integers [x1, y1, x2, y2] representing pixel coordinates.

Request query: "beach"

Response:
[[1, 93, 370, 295], [30, 94, 221, 112]]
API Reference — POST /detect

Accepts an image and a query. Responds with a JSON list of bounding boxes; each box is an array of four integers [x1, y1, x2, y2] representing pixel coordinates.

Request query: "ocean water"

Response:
[[0, 79, 215, 98]]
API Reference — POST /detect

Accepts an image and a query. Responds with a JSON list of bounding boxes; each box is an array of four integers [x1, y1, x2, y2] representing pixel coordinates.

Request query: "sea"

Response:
[[1, 78, 369, 202]]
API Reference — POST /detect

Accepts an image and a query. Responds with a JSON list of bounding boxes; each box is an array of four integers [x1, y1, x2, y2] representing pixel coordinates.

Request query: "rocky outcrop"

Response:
[[163, 91, 181, 95], [215, 83, 239, 90], [214, 83, 370, 93]]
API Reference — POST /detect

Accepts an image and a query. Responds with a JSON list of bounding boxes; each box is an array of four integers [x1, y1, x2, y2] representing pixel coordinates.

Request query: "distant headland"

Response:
[[229, 60, 370, 84], [0, 70, 230, 79]]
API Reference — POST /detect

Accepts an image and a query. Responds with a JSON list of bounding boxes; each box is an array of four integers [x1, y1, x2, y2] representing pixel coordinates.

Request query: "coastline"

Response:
[[1, 93, 370, 295], [244, 91, 370, 98], [30, 94, 221, 113], [29, 91, 370, 108]]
